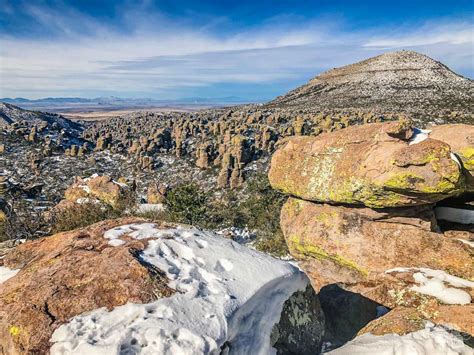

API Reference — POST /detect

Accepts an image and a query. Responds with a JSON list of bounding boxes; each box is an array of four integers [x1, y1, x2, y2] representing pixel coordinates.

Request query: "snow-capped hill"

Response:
[[268, 50, 473, 123], [0, 102, 81, 133]]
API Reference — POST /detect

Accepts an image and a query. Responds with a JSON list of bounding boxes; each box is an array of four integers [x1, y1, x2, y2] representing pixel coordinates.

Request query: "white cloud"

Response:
[[364, 22, 473, 47], [0, 7, 472, 99]]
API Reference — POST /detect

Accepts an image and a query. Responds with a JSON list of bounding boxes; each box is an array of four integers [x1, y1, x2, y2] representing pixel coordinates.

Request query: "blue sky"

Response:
[[1, 0, 473, 100]]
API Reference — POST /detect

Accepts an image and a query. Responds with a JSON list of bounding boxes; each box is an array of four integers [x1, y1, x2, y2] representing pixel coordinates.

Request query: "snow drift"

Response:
[[50, 223, 313, 354]]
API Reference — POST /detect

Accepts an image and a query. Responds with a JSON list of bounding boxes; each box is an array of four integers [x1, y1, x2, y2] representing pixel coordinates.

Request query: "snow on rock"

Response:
[[457, 239, 474, 248], [135, 203, 165, 214], [50, 224, 310, 354], [327, 323, 473, 355], [409, 128, 431, 145], [435, 206, 474, 225], [0, 266, 20, 284], [216, 226, 256, 245], [386, 267, 474, 305]]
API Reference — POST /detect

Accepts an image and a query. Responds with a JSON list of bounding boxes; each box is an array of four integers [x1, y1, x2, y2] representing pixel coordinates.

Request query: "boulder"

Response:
[[0, 218, 173, 354], [429, 124, 474, 191], [358, 304, 474, 339], [280, 198, 473, 306], [64, 175, 129, 208], [269, 121, 465, 208], [146, 183, 168, 204], [0, 219, 324, 354]]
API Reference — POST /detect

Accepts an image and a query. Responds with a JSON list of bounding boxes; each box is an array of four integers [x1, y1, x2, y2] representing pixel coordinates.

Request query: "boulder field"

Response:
[[0, 218, 324, 354], [270, 121, 474, 340]]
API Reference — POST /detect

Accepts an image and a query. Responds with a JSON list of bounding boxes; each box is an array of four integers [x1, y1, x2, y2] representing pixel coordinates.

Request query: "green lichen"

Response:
[[314, 211, 338, 225], [385, 172, 425, 190], [288, 235, 368, 276], [288, 293, 312, 327], [418, 166, 463, 194], [459, 147, 474, 171]]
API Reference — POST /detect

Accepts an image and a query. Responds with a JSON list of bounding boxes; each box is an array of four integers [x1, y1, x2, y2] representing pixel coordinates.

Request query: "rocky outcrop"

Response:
[[270, 120, 474, 340], [269, 121, 467, 208], [429, 124, 474, 191], [0, 219, 325, 354], [0, 218, 173, 354], [62, 174, 130, 208], [358, 304, 474, 339], [281, 199, 472, 294]]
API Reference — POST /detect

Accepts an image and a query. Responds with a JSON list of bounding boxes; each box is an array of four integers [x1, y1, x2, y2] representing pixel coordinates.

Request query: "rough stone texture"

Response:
[[146, 183, 167, 204], [0, 218, 173, 355], [271, 285, 325, 355], [269, 121, 465, 208], [429, 124, 474, 191], [64, 175, 128, 208], [358, 305, 474, 339], [280, 198, 473, 302]]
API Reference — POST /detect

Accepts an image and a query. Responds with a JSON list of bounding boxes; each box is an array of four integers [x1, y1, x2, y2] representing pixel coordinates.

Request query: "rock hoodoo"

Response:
[[270, 120, 474, 340]]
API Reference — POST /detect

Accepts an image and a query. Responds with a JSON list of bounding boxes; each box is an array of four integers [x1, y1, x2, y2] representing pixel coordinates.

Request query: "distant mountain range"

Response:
[[0, 96, 254, 112]]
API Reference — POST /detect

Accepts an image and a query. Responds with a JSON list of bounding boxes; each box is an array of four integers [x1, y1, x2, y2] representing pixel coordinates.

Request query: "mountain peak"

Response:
[[268, 50, 473, 119]]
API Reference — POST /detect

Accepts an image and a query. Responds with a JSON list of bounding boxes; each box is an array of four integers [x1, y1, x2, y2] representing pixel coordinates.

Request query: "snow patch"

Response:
[[450, 153, 462, 168], [386, 267, 474, 305], [409, 128, 431, 145], [50, 224, 309, 354], [327, 323, 472, 355], [216, 226, 256, 246], [103, 223, 158, 246], [136, 203, 165, 214], [0, 266, 20, 284], [435, 207, 474, 225], [456, 239, 474, 248]]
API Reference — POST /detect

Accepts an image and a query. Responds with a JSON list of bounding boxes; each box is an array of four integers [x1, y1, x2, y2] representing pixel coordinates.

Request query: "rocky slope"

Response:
[[268, 50, 474, 124], [0, 103, 81, 133]]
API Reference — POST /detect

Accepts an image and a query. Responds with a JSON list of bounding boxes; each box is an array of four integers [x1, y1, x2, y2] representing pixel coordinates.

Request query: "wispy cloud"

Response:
[[0, 4, 472, 99]]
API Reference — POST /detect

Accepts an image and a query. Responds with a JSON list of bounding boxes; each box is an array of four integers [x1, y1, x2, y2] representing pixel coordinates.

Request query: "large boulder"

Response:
[[0, 218, 173, 354], [280, 198, 473, 294], [280, 198, 474, 334], [63, 174, 130, 208], [0, 219, 324, 354], [269, 121, 465, 208], [429, 124, 474, 191]]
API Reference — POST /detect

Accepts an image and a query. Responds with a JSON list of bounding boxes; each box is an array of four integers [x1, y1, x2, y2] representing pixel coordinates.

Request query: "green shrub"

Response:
[[238, 173, 289, 256], [163, 175, 289, 256], [51, 202, 123, 233], [164, 183, 210, 225]]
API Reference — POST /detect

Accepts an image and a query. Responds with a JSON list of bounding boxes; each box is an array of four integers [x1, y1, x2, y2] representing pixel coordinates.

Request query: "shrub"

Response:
[[164, 175, 289, 256], [52, 190, 137, 233], [51, 202, 121, 233], [238, 173, 289, 256], [164, 183, 210, 225], [0, 198, 50, 241]]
